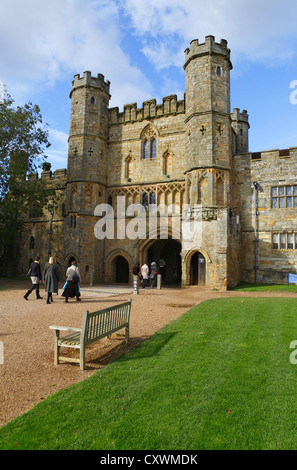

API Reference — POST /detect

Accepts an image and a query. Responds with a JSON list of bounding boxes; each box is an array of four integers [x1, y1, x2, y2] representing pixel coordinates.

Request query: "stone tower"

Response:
[[64, 71, 111, 282], [183, 36, 240, 288], [184, 35, 233, 207]]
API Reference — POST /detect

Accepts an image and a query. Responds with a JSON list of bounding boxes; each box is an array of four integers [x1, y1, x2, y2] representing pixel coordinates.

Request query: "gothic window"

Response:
[[144, 140, 150, 159], [141, 125, 158, 160], [216, 66, 221, 76], [151, 139, 157, 159], [142, 193, 149, 211], [125, 155, 134, 179], [163, 151, 172, 175], [91, 97, 95, 104], [29, 236, 34, 250]]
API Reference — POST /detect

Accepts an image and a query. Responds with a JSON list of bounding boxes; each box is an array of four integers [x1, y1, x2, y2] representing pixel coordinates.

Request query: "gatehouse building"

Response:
[[17, 35, 297, 290]]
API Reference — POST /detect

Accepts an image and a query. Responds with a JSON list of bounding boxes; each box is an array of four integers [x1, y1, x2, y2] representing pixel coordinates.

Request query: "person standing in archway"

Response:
[[141, 262, 149, 288], [150, 261, 158, 288]]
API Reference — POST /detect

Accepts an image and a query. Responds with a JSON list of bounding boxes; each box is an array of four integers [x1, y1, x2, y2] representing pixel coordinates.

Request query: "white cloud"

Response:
[[120, 0, 297, 68], [0, 0, 153, 107]]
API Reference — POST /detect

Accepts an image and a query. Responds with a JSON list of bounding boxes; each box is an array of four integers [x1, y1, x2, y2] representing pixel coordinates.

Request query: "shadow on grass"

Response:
[[78, 332, 178, 370]]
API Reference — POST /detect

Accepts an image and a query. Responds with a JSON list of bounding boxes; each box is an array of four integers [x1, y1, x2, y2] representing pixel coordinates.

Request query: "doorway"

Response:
[[115, 256, 129, 283], [190, 251, 206, 285], [146, 239, 181, 285]]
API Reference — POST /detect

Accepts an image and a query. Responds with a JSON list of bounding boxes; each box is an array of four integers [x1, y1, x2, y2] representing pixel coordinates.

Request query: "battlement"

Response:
[[184, 35, 232, 69], [109, 94, 185, 124], [28, 164, 67, 183], [234, 147, 297, 161], [231, 108, 249, 124], [70, 71, 111, 98]]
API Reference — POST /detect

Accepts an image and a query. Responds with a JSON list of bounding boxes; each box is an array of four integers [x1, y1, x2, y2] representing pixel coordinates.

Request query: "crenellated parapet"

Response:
[[109, 94, 185, 124], [184, 35, 232, 70], [231, 108, 249, 126], [70, 71, 111, 99]]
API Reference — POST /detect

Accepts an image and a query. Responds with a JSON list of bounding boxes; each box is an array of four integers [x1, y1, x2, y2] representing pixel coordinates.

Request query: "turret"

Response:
[[231, 108, 249, 154], [184, 35, 233, 207], [67, 71, 110, 185]]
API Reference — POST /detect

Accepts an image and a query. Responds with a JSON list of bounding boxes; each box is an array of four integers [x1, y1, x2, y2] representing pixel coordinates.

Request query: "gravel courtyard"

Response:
[[1, 279, 296, 427]]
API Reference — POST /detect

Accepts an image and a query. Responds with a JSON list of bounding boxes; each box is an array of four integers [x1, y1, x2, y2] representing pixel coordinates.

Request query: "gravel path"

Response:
[[1, 279, 296, 427]]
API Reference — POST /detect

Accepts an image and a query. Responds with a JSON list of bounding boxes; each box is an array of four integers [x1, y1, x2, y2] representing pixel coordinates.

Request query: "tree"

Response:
[[0, 90, 51, 274]]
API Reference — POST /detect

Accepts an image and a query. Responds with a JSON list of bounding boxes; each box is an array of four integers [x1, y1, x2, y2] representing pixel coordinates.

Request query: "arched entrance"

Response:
[[68, 256, 77, 267], [190, 251, 206, 286], [115, 255, 129, 284], [143, 238, 182, 285]]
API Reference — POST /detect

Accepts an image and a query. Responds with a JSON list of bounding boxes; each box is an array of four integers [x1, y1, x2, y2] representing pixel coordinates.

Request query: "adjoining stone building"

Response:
[[18, 35, 297, 289]]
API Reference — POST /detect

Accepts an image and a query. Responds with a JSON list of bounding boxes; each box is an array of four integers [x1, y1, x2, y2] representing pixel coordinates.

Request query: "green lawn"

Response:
[[231, 282, 297, 292], [1, 297, 297, 450]]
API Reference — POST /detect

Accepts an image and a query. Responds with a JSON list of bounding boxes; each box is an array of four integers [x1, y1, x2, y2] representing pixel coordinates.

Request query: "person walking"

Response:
[[43, 256, 60, 304], [141, 262, 149, 288], [62, 260, 81, 303], [150, 261, 158, 288], [24, 256, 43, 300]]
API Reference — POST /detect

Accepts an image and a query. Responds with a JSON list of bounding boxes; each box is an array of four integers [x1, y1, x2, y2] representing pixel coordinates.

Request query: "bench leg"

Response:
[[80, 344, 85, 370], [125, 325, 129, 343]]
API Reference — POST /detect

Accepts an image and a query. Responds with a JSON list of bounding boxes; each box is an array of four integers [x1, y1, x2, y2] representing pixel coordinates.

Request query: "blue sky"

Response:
[[1, 0, 297, 172]]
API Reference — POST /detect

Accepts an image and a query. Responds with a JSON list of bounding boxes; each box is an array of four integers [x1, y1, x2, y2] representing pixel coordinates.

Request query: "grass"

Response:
[[231, 282, 297, 292], [1, 297, 297, 450]]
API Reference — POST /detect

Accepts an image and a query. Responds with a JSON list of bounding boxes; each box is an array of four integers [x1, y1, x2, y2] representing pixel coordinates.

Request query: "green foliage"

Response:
[[0, 89, 51, 260], [1, 298, 297, 450]]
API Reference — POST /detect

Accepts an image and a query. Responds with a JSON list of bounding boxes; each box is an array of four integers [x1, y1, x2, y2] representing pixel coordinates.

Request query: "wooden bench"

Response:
[[49, 298, 132, 370]]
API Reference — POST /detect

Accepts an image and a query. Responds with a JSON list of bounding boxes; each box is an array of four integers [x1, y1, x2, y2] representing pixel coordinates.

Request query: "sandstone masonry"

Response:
[[17, 36, 297, 289]]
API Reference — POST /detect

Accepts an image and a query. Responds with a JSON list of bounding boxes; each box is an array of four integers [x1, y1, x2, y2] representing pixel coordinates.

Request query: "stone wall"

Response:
[[234, 147, 297, 284]]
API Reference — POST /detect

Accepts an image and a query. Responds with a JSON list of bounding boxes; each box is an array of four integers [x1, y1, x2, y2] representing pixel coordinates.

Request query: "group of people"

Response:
[[24, 256, 81, 304], [132, 259, 166, 289]]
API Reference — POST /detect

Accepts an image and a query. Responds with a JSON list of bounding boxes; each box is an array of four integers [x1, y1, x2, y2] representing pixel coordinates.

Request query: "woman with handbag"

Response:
[[62, 260, 81, 303]]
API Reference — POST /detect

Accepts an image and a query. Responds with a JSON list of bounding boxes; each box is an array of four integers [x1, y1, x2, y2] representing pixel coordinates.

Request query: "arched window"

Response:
[[216, 66, 221, 76], [141, 125, 158, 160], [91, 97, 95, 105], [151, 139, 157, 158], [163, 151, 172, 175], [144, 140, 149, 159], [125, 155, 134, 179], [29, 236, 34, 250], [142, 193, 149, 211]]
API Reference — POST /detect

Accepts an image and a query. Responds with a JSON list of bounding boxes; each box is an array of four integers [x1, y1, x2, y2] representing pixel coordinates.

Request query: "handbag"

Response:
[[72, 268, 80, 282]]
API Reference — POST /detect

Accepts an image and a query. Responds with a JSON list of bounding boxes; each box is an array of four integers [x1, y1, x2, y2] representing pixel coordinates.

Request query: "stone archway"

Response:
[[184, 249, 210, 287], [104, 249, 132, 284], [190, 251, 206, 285], [138, 237, 182, 285]]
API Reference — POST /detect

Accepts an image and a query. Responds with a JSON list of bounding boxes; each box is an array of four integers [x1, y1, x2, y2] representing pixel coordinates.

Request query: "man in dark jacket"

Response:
[[24, 256, 43, 300]]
